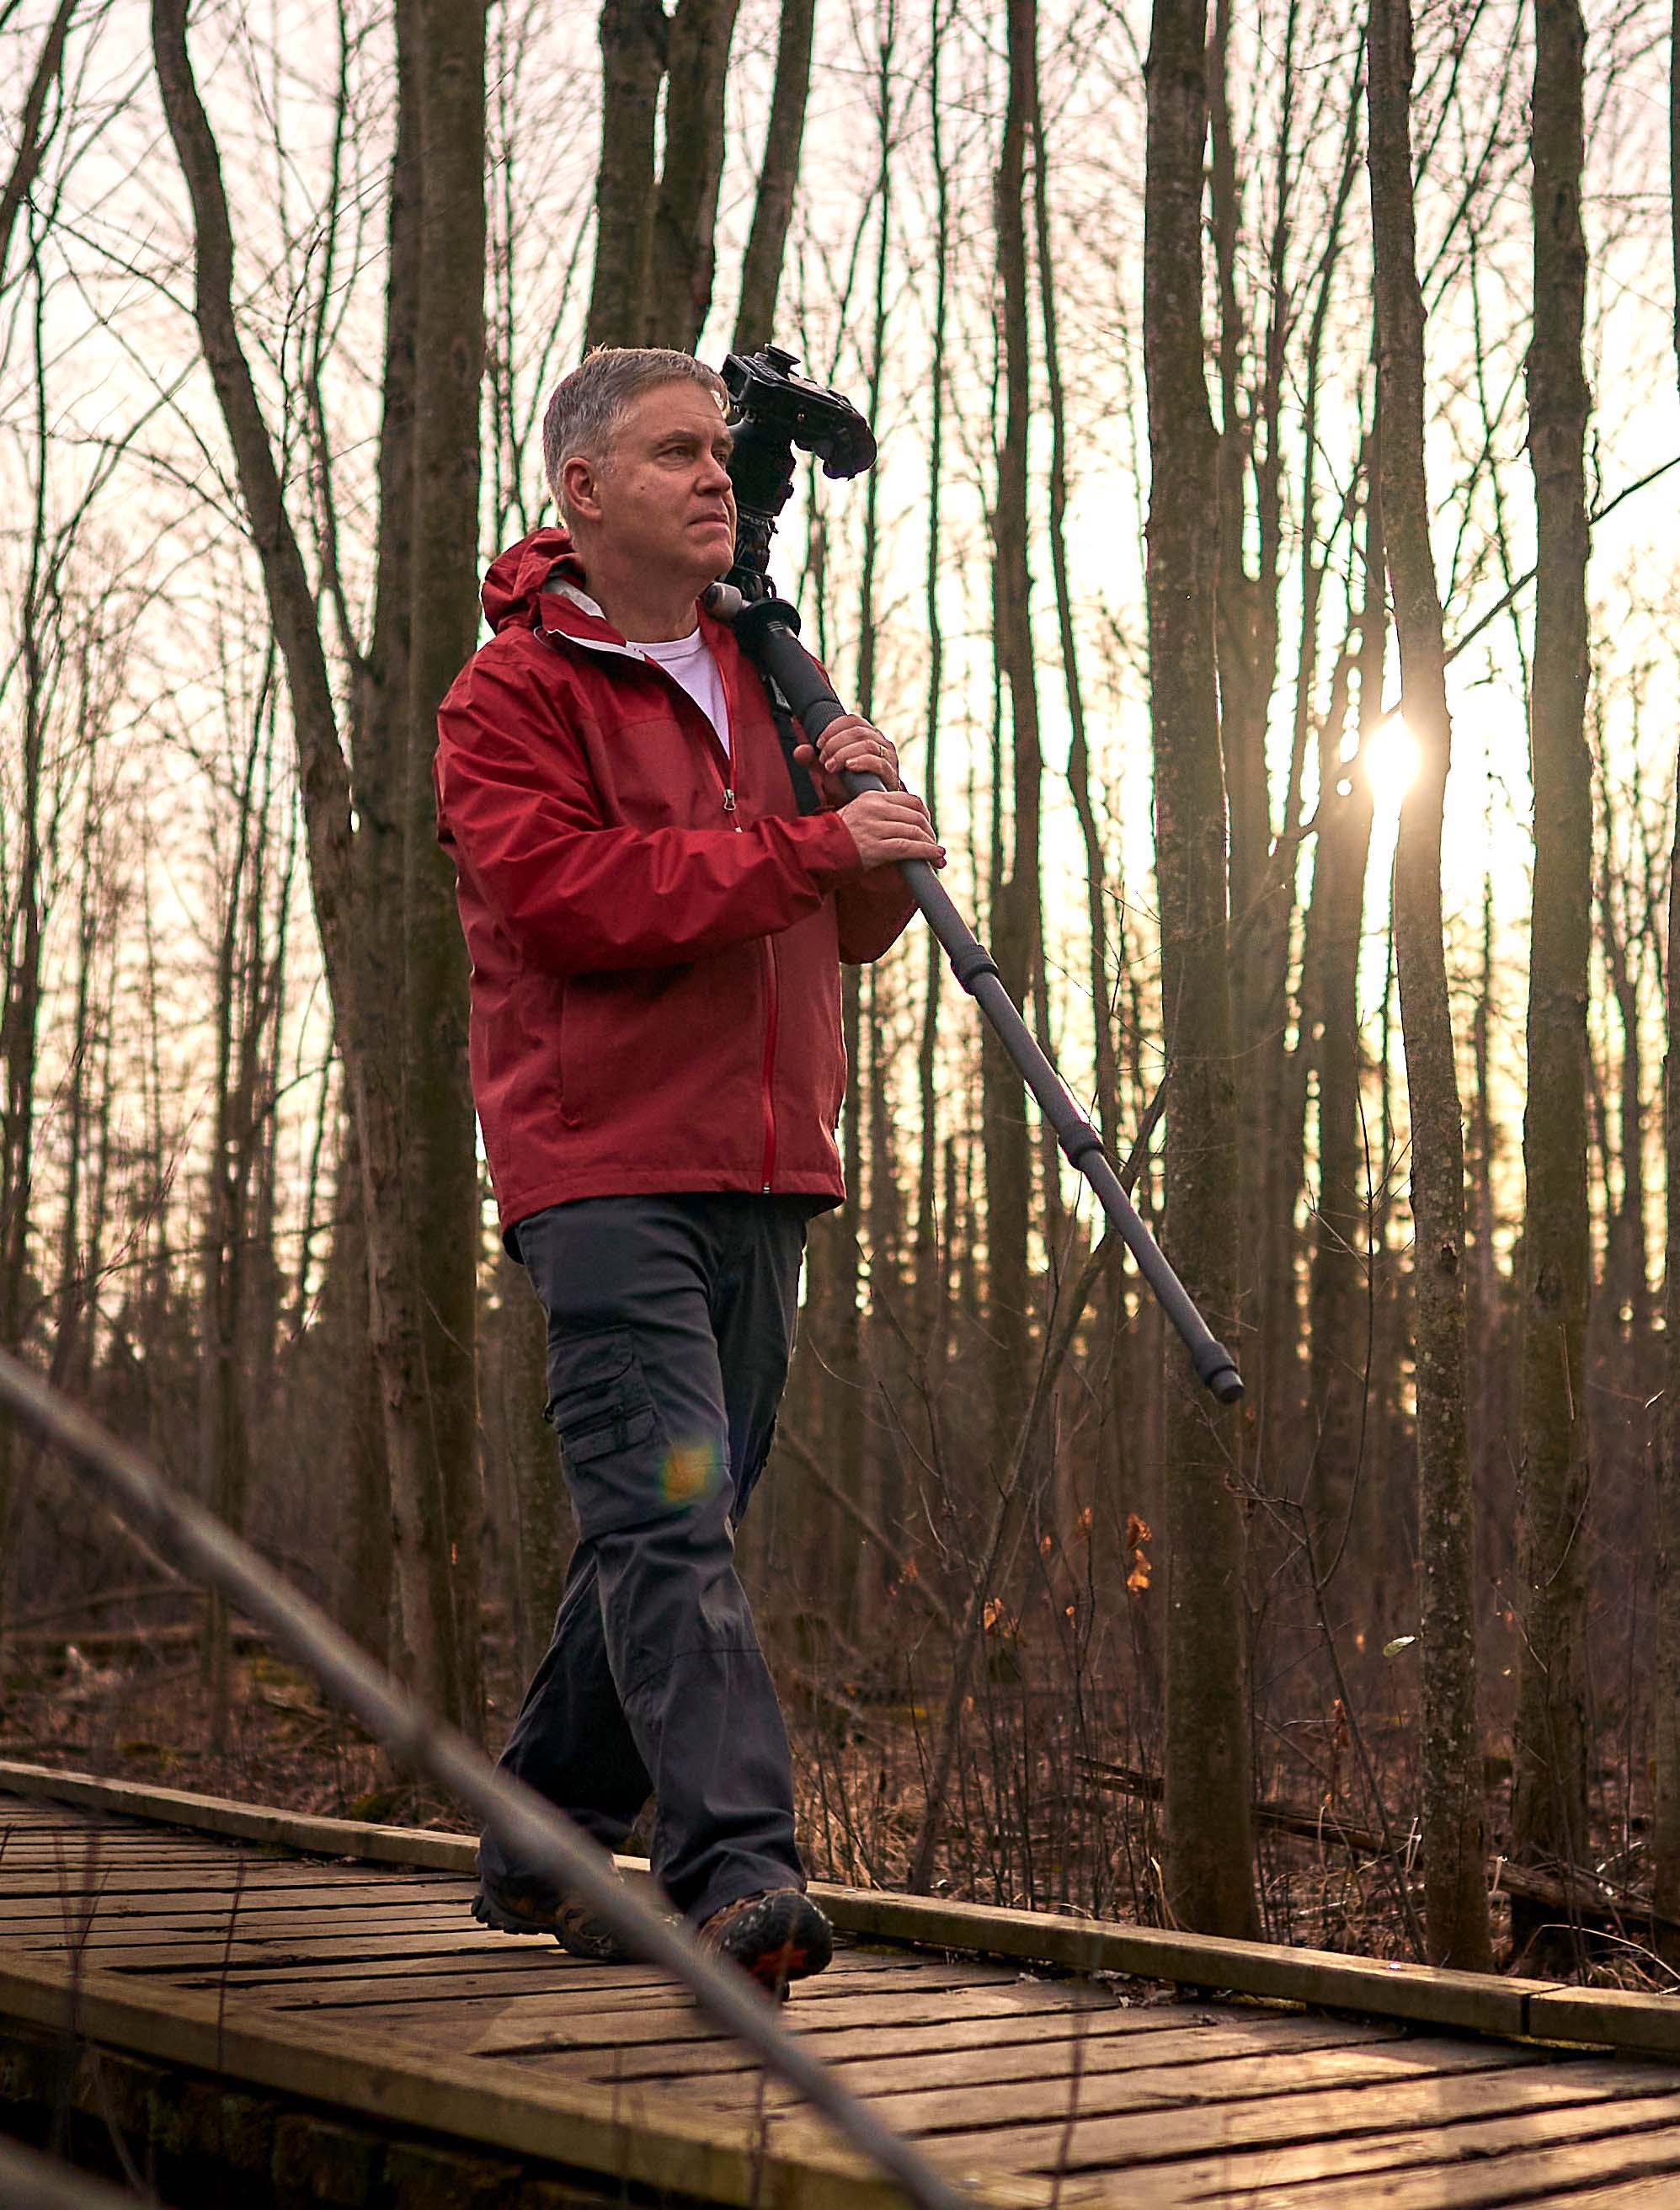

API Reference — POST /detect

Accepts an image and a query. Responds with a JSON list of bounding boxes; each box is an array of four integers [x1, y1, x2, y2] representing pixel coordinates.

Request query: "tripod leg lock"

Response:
[[949, 944, 1001, 994]]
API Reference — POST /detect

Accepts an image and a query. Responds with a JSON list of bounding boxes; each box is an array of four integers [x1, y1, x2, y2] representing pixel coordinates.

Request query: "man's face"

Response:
[[575, 382, 737, 590]]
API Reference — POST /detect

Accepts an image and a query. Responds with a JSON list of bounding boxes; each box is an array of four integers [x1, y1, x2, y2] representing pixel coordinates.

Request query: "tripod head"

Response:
[[719, 345, 877, 605]]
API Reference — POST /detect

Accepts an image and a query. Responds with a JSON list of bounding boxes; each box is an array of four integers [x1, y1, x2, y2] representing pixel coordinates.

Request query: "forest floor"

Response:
[[1, 1625, 1671, 1994]]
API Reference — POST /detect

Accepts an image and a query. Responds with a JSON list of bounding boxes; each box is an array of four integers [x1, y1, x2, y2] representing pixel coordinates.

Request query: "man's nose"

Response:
[[697, 450, 733, 493]]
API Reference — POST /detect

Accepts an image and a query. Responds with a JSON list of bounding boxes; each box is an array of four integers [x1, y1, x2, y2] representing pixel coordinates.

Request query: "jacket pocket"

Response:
[[557, 980, 603, 1129]]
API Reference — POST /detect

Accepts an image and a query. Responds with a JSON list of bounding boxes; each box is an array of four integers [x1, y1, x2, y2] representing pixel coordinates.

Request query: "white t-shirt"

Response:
[[639, 626, 731, 759]]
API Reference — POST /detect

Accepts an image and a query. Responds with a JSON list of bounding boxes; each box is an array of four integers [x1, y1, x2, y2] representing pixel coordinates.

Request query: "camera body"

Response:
[[720, 346, 877, 603]]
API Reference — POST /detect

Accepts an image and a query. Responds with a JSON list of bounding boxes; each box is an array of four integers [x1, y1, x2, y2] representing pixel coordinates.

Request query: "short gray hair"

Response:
[[543, 349, 728, 523]]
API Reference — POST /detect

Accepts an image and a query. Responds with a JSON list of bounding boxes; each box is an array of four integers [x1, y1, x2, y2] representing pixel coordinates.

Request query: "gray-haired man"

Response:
[[435, 350, 941, 1991]]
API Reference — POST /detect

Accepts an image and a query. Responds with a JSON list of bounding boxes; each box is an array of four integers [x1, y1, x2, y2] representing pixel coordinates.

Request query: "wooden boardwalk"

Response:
[[3, 1764, 1680, 2207]]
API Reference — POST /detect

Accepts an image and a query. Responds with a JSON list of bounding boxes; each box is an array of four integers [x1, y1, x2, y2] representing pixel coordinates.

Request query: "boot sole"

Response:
[[474, 1886, 634, 1962]]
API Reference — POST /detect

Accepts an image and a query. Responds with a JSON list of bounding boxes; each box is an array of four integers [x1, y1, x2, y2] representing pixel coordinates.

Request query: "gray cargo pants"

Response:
[[480, 1193, 810, 1924]]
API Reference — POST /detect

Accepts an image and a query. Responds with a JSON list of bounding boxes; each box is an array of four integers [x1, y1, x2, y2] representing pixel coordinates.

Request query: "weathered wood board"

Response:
[[3, 1767, 1679, 2209]]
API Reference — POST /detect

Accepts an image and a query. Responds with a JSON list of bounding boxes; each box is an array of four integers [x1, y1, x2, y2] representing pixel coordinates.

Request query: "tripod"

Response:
[[712, 344, 1242, 1404]]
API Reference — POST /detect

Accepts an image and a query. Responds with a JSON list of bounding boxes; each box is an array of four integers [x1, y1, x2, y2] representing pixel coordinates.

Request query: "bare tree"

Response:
[[1655, 0, 1680, 1959], [150, 0, 486, 1733], [733, 0, 818, 351], [984, 0, 1046, 1470], [0, 0, 81, 299], [1511, 0, 1592, 1963], [587, 0, 741, 350], [1303, 426, 1380, 1549], [1144, 0, 1258, 1940], [1366, 0, 1491, 1972]]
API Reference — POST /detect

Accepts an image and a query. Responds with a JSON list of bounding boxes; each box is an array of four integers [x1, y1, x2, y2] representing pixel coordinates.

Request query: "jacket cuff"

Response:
[[799, 809, 864, 886]]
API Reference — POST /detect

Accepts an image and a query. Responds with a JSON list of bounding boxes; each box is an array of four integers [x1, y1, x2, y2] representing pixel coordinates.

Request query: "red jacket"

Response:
[[435, 529, 916, 1240]]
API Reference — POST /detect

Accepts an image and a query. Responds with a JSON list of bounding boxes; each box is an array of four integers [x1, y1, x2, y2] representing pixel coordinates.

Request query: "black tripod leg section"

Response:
[[726, 596, 1244, 1403]]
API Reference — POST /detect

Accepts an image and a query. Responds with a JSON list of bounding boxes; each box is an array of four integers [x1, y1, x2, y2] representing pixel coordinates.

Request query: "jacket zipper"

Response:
[[716, 762, 775, 1187], [632, 657, 776, 1188], [759, 939, 778, 1192]]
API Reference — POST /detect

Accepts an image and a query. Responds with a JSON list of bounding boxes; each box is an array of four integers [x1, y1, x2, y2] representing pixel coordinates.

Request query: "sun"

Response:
[[1361, 714, 1421, 814]]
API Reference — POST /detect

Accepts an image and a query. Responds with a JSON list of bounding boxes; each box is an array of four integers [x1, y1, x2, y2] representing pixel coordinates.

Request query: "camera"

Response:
[[719, 346, 877, 604]]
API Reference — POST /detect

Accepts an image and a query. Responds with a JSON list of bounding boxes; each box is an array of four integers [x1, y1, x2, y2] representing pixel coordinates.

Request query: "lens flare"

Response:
[[661, 1439, 722, 1506]]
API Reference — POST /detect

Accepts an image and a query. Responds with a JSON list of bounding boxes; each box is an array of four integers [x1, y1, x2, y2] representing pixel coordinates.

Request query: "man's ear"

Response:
[[560, 452, 604, 525]]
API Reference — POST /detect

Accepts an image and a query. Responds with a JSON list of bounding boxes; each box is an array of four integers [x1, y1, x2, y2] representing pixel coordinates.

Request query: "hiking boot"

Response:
[[700, 1888, 833, 1994], [472, 1869, 636, 1963]]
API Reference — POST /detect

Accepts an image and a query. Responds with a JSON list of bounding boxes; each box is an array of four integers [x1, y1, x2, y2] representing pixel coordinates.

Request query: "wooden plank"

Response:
[[7, 1922, 525, 1967], [750, 2037, 1540, 2141], [1528, 1987, 1680, 2061], [277, 1970, 1112, 2021], [547, 2005, 1310, 2088], [1121, 2090, 1680, 2206], [0, 1833, 432, 1863], [925, 2058, 1680, 2174], [0, 1761, 480, 1874], [277, 1980, 1133, 2047], [0, 1946, 1070, 2210], [908, 2040, 1570, 2137], [0, 1874, 453, 1909], [498, 2015, 1302, 2093], [168, 1941, 933, 1983], [0, 1898, 476, 1937], [12, 1926, 709, 1978], [0, 1874, 467, 1909], [168, 1958, 1024, 2004], [1536, 2185, 1680, 2208], [679, 2020, 1409, 2109], [0, 1841, 234, 1858], [1229, 2125, 1680, 2207], [816, 1890, 1539, 2042]]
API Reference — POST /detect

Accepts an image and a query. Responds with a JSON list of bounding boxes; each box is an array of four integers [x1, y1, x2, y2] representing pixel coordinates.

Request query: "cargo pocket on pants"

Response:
[[544, 1326, 666, 1540]]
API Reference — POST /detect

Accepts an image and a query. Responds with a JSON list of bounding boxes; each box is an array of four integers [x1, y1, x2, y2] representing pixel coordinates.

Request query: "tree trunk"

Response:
[[1144, 0, 1258, 1941], [984, 0, 1044, 1470], [587, 0, 744, 355], [646, 0, 741, 348], [855, 40, 901, 1631], [585, 0, 666, 349], [1366, 0, 1491, 1972], [330, 1118, 393, 1668], [913, 0, 952, 1373], [400, 0, 488, 1740], [151, 0, 481, 1731], [0, 0, 80, 294], [1510, 0, 1592, 1961], [1305, 435, 1380, 1545], [1654, 0, 1680, 1960], [1208, 0, 1293, 1475], [0, 304, 55, 1654], [200, 707, 265, 1750], [1661, 771, 1680, 1960], [732, 0, 817, 351]]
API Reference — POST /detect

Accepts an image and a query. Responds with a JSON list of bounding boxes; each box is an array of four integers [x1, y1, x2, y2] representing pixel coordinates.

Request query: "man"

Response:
[[434, 348, 942, 1992]]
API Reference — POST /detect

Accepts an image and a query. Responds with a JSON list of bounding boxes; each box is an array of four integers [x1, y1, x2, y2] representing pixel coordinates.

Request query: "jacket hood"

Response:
[[481, 527, 732, 658], [482, 527, 580, 633]]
